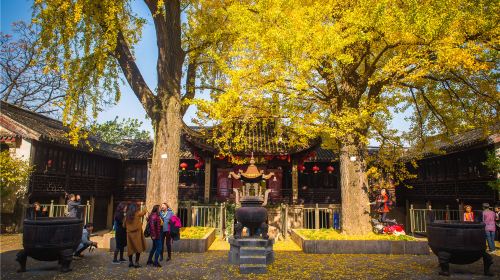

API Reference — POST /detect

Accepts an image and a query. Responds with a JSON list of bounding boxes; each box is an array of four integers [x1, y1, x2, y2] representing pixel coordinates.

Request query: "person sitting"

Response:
[[463, 205, 475, 222], [67, 194, 81, 218], [74, 223, 97, 258], [31, 202, 47, 219]]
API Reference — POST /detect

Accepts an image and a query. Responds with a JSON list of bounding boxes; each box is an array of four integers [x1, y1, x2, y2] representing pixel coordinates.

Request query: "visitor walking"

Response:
[[147, 205, 163, 267], [74, 223, 97, 257], [160, 203, 174, 261], [375, 188, 392, 222], [463, 205, 475, 222], [67, 194, 81, 218], [124, 203, 147, 268], [112, 202, 128, 264], [482, 203, 496, 253]]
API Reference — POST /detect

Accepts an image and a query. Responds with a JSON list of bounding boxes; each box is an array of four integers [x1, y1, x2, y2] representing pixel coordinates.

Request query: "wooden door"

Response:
[[216, 169, 232, 201], [267, 169, 282, 202]]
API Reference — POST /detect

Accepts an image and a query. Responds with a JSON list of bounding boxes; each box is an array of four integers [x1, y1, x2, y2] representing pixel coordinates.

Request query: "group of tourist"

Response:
[[112, 202, 178, 268], [463, 203, 500, 253]]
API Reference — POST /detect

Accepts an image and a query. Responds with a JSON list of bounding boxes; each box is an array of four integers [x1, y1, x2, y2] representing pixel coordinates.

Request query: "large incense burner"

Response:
[[17, 217, 83, 273], [229, 155, 275, 239]]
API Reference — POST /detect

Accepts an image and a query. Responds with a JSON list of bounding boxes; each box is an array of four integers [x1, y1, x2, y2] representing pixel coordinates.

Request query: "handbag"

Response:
[[144, 220, 151, 237]]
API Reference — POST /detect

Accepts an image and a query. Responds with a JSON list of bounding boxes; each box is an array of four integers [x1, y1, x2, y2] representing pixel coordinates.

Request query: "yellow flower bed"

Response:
[[180, 227, 212, 239], [296, 229, 416, 241]]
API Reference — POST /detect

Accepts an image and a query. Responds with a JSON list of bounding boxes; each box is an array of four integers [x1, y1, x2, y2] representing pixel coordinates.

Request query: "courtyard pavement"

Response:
[[1, 234, 499, 280]]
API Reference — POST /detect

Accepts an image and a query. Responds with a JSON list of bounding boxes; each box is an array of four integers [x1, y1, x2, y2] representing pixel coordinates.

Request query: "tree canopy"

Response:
[[193, 0, 499, 153], [93, 117, 151, 144], [0, 151, 33, 199], [1, 21, 66, 116]]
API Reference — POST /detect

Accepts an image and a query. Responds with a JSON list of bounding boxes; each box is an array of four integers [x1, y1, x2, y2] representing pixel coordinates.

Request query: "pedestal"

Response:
[[228, 237, 274, 274]]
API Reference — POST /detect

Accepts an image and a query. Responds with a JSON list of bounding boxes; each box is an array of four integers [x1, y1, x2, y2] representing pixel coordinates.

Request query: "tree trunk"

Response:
[[146, 95, 182, 213], [339, 143, 372, 235]]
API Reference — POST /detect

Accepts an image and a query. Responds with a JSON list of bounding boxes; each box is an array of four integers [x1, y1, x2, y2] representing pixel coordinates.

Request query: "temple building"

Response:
[[1, 101, 498, 232]]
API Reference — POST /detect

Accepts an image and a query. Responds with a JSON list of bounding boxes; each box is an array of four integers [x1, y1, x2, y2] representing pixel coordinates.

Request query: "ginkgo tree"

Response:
[[31, 0, 233, 211], [192, 0, 499, 234]]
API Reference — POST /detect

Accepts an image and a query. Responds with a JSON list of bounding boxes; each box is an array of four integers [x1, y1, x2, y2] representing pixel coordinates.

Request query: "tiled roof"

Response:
[[117, 138, 194, 160], [0, 101, 122, 158], [183, 121, 320, 156], [418, 124, 499, 156]]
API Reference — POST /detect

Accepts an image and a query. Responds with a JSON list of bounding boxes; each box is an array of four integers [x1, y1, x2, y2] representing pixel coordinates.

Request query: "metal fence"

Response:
[[302, 204, 341, 229], [178, 202, 226, 237], [25, 200, 92, 225], [409, 206, 482, 235]]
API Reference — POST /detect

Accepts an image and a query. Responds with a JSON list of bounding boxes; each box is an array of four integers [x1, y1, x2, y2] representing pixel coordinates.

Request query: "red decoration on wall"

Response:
[[312, 165, 320, 173], [180, 162, 188, 170], [327, 166, 334, 173]]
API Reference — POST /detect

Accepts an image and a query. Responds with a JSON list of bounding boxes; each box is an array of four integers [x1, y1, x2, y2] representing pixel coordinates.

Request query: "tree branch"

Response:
[[114, 30, 158, 119]]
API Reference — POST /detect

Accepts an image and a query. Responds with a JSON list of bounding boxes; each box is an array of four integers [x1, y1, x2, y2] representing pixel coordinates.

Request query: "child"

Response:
[[463, 205, 474, 222]]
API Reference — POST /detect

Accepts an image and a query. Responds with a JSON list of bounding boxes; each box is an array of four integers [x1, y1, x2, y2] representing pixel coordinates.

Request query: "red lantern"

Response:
[[312, 165, 320, 173], [279, 155, 287, 160], [47, 160, 52, 168], [180, 162, 188, 170], [217, 154, 225, 160], [298, 165, 306, 173], [265, 155, 274, 161], [194, 162, 203, 170], [327, 166, 334, 173]]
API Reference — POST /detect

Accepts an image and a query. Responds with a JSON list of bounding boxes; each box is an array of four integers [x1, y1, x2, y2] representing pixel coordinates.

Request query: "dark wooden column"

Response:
[[204, 157, 211, 203]]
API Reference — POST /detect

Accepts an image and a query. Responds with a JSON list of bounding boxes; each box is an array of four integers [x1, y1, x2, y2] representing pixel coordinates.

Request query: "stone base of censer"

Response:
[[228, 237, 274, 274]]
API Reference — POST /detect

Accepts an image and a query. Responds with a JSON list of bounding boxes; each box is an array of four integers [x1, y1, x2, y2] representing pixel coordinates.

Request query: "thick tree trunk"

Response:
[[340, 143, 372, 235], [146, 96, 182, 213]]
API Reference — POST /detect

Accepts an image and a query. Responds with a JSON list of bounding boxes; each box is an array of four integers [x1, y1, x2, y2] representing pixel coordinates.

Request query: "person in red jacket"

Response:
[[146, 205, 163, 267], [376, 188, 392, 222]]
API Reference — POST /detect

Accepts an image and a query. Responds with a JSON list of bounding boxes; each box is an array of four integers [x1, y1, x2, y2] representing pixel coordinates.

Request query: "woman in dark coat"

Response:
[[112, 202, 128, 264]]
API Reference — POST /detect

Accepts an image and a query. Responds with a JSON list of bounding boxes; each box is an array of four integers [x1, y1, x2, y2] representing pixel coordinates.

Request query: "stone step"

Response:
[[236, 238, 270, 247], [239, 264, 267, 274], [240, 246, 266, 256], [239, 255, 267, 265]]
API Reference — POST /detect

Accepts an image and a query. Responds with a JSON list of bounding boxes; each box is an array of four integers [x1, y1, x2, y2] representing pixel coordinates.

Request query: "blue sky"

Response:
[[1, 0, 411, 143]]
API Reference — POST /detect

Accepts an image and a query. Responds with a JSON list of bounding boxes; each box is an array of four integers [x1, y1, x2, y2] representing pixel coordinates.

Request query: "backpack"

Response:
[[169, 215, 182, 241]]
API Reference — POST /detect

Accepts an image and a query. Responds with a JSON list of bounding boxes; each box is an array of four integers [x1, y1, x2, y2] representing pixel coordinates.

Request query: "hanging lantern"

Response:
[[265, 155, 274, 161], [194, 162, 203, 170], [312, 165, 320, 173], [47, 159, 53, 168], [217, 154, 225, 160], [180, 162, 188, 170], [279, 155, 287, 160], [327, 166, 335, 173], [298, 165, 306, 173]]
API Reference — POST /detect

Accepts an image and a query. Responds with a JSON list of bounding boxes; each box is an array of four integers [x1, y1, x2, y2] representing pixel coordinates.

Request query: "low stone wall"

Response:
[[108, 228, 216, 253], [291, 229, 429, 255]]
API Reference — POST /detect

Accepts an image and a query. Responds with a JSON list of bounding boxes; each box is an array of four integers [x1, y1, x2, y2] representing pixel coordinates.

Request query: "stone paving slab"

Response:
[[1, 234, 499, 280]]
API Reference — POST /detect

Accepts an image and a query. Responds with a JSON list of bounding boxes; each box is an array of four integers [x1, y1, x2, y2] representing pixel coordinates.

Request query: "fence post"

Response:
[[410, 204, 414, 236], [86, 200, 91, 225], [49, 200, 54, 217], [191, 204, 196, 227], [219, 202, 224, 238], [284, 204, 288, 239], [314, 203, 320, 229]]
